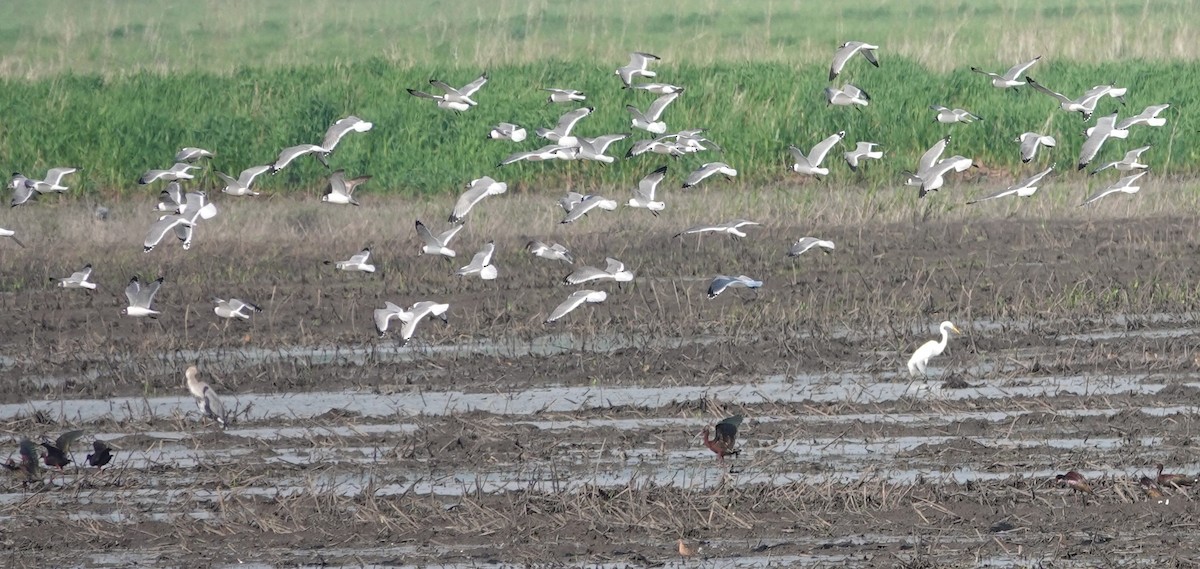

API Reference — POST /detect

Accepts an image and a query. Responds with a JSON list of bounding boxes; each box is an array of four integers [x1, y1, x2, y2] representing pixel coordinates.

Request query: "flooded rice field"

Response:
[[4, 205, 1200, 567]]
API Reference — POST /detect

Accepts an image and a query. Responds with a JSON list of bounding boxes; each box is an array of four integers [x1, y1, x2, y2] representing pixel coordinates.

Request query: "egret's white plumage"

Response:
[[907, 321, 962, 377]]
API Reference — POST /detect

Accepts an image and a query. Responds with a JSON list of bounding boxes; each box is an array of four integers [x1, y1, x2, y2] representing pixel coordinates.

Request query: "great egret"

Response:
[[906, 321, 962, 377]]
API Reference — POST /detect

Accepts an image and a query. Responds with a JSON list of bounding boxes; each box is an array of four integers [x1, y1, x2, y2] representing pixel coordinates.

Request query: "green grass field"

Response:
[[0, 1, 1197, 195]]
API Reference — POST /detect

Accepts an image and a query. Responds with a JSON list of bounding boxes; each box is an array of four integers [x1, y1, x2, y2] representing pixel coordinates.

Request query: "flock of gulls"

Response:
[[0, 40, 1178, 481]]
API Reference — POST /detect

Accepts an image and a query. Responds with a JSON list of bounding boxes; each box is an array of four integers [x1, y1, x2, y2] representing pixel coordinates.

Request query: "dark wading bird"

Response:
[[1156, 463, 1197, 488], [1055, 470, 1093, 494], [700, 414, 744, 463], [1140, 476, 1165, 500], [41, 430, 84, 470], [86, 440, 114, 469], [3, 439, 41, 480]]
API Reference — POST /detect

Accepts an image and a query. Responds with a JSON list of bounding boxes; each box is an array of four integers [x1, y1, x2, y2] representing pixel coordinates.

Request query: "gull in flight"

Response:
[[499, 144, 570, 166], [271, 144, 325, 171], [487, 122, 527, 142], [627, 166, 668, 216], [844, 142, 883, 172], [122, 275, 163, 317], [527, 241, 574, 264], [789, 131, 846, 177], [416, 220, 463, 258], [142, 214, 196, 252], [632, 82, 682, 95], [1026, 78, 1125, 120], [545, 88, 586, 103], [682, 162, 737, 188], [185, 365, 226, 428], [627, 90, 683, 134], [374, 301, 450, 343], [626, 135, 684, 159], [536, 107, 594, 147], [903, 136, 973, 197], [1077, 112, 1129, 171], [908, 321, 962, 377], [0, 227, 23, 247], [407, 73, 488, 111], [563, 258, 634, 285], [323, 169, 371, 205], [546, 290, 607, 323], [215, 164, 271, 196], [213, 298, 262, 320], [967, 165, 1054, 204], [561, 193, 619, 224], [616, 52, 660, 87], [456, 241, 498, 280], [325, 247, 375, 273], [449, 176, 508, 223], [829, 41, 879, 81], [824, 84, 870, 108], [674, 219, 761, 240], [1016, 133, 1056, 163], [22, 167, 81, 193], [52, 264, 96, 290], [175, 147, 214, 162], [788, 237, 835, 257], [271, 116, 373, 171], [1116, 104, 1169, 130], [8, 175, 36, 207], [930, 105, 982, 124], [707, 275, 762, 299], [1080, 171, 1147, 207], [139, 162, 199, 185], [1091, 145, 1151, 175], [969, 56, 1040, 89], [576, 134, 630, 163], [162, 191, 219, 251]]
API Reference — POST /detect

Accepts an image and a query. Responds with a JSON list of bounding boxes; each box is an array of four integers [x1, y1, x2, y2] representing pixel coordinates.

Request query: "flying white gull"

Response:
[[1077, 112, 1129, 171], [449, 176, 508, 223], [1080, 171, 1147, 207], [627, 166, 668, 216], [682, 162, 738, 188], [375, 301, 450, 343], [52, 264, 96, 290], [23, 167, 81, 193], [536, 107, 594, 147], [407, 73, 488, 111], [824, 84, 870, 108], [674, 219, 761, 239], [487, 122, 527, 142], [1116, 104, 1169, 130], [829, 41, 879, 81], [213, 298, 262, 320], [527, 241, 574, 264], [139, 163, 199, 185], [576, 134, 630, 163], [175, 147, 214, 162], [1091, 145, 1151, 175], [616, 52, 660, 87], [844, 142, 883, 172], [563, 258, 634, 285], [788, 237, 836, 257], [0, 226, 24, 247], [790, 131, 846, 177], [325, 247, 375, 273], [142, 214, 196, 253], [707, 275, 763, 299], [416, 220, 463, 258], [499, 144, 570, 166], [1026, 78, 1126, 120], [561, 194, 619, 224], [122, 275, 163, 317], [930, 105, 981, 124], [967, 165, 1054, 204], [969, 56, 1040, 89], [215, 164, 271, 196], [631, 82, 682, 95], [323, 169, 371, 205], [546, 290, 607, 323], [1016, 133, 1056, 163], [545, 88, 586, 103], [627, 90, 683, 134], [456, 241, 498, 280]]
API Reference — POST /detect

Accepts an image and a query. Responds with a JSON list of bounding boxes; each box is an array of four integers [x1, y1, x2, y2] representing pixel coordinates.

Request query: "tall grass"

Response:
[[0, 57, 1194, 195], [1, 0, 1197, 79]]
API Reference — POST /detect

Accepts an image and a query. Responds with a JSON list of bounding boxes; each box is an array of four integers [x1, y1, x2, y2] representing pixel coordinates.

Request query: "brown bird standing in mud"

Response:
[[700, 414, 743, 463], [1140, 476, 1166, 500], [86, 440, 114, 469], [1055, 470, 1093, 494], [1156, 464, 1197, 488], [41, 430, 84, 470], [677, 538, 696, 562], [3, 439, 41, 480]]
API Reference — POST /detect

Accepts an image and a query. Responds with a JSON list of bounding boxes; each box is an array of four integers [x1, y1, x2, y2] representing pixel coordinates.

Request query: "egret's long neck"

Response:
[[938, 327, 951, 352]]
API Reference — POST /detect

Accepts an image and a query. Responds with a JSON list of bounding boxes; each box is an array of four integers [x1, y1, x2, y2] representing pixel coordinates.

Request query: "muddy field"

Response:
[[3, 194, 1200, 568]]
